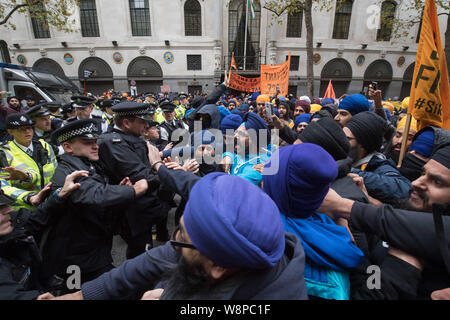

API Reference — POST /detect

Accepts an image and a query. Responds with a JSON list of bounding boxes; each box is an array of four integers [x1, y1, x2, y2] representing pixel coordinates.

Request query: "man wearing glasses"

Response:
[[38, 163, 307, 300]]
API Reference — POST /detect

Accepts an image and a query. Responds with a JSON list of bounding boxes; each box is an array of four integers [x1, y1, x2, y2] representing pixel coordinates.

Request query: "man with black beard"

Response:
[[37, 166, 308, 300], [384, 115, 418, 164], [343, 111, 412, 204], [319, 143, 450, 300]]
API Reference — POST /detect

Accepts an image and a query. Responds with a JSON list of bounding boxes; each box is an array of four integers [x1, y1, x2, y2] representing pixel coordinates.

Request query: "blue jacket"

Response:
[[352, 155, 411, 203], [81, 232, 308, 300]]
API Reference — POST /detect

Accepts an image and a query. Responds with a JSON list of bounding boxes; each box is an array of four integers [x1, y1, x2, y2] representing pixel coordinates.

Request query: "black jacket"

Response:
[[0, 193, 65, 300], [97, 129, 169, 236], [81, 232, 308, 300], [41, 154, 135, 280], [349, 202, 450, 299]]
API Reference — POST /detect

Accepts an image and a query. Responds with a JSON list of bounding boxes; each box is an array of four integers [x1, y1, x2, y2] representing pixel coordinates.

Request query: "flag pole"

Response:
[[243, 0, 249, 71], [397, 113, 412, 167]]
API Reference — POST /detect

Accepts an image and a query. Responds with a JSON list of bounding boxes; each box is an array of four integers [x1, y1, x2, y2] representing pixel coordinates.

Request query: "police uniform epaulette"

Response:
[[66, 116, 77, 122], [111, 132, 122, 143]]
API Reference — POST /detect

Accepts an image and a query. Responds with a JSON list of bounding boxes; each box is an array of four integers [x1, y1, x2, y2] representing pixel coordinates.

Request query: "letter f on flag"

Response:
[[408, 0, 449, 130]]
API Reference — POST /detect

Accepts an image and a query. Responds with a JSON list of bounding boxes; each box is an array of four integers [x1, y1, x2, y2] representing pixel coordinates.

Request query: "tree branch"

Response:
[[0, 3, 29, 25]]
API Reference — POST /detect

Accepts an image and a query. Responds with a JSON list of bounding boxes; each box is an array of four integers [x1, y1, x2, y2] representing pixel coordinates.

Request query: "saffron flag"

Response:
[[323, 80, 336, 100], [408, 0, 450, 130], [230, 53, 238, 70], [260, 52, 291, 97]]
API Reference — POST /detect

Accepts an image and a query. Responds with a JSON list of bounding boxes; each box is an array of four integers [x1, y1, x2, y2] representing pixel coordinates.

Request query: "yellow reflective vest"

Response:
[[0, 139, 57, 210]]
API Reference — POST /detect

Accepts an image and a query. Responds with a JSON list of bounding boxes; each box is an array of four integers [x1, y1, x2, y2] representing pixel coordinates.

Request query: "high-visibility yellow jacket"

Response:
[[0, 139, 57, 210]]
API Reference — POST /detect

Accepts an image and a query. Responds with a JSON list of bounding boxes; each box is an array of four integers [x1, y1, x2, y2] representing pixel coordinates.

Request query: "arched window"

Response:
[[377, 1, 397, 41], [80, 0, 100, 37], [286, 9, 303, 38], [184, 0, 201, 36], [0, 41, 10, 63], [332, 0, 353, 39], [228, 0, 261, 70]]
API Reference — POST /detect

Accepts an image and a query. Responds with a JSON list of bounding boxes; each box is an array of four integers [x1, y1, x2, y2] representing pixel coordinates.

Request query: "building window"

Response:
[[288, 55, 300, 71], [377, 1, 396, 41], [187, 55, 202, 70], [129, 0, 151, 36], [332, 0, 353, 39], [30, 4, 51, 39], [286, 10, 303, 38], [228, 0, 261, 70], [184, 0, 201, 36], [80, 0, 100, 37]]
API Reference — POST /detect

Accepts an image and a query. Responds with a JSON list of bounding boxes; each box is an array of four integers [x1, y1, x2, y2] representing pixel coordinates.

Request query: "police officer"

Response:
[[0, 173, 86, 299], [158, 101, 189, 149], [98, 99, 116, 132], [45, 101, 64, 131], [26, 103, 62, 156], [65, 96, 108, 133], [60, 102, 76, 121], [97, 101, 170, 258], [0, 114, 57, 210], [41, 119, 149, 286]]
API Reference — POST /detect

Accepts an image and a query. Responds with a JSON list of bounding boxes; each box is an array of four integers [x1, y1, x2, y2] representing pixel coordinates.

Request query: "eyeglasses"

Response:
[[170, 225, 196, 250]]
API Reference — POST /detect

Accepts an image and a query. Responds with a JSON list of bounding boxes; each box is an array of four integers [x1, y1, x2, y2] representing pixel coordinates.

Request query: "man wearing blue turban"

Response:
[[221, 112, 276, 186], [263, 143, 364, 300], [46, 169, 308, 300]]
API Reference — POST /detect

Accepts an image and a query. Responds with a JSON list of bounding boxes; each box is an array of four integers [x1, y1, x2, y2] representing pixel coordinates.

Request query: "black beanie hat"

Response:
[[431, 143, 450, 170], [298, 117, 350, 161], [345, 111, 387, 154]]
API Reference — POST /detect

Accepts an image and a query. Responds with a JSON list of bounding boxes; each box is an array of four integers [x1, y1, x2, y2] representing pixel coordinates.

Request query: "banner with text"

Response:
[[408, 0, 449, 130], [260, 52, 291, 97], [228, 71, 261, 93]]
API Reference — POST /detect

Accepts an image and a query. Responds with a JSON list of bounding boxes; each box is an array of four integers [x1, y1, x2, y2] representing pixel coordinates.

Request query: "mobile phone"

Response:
[[370, 82, 378, 91], [265, 102, 273, 122]]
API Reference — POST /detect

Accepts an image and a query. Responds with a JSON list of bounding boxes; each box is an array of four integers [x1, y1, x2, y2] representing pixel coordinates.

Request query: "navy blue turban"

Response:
[[263, 143, 338, 218], [221, 114, 242, 134], [243, 112, 271, 148], [183, 173, 285, 269], [294, 113, 311, 128], [338, 94, 370, 116]]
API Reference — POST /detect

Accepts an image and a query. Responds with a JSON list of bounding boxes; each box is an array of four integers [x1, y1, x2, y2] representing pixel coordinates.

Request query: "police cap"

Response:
[[6, 114, 35, 129], [71, 95, 95, 108], [112, 101, 153, 121], [160, 101, 176, 112], [26, 103, 51, 118], [52, 119, 100, 143]]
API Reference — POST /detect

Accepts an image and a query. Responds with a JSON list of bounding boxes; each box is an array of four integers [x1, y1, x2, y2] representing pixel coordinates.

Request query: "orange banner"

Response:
[[408, 0, 450, 130], [228, 71, 261, 93], [260, 52, 291, 97]]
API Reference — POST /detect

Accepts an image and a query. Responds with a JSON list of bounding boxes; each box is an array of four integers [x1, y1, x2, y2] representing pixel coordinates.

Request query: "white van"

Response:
[[0, 62, 80, 106]]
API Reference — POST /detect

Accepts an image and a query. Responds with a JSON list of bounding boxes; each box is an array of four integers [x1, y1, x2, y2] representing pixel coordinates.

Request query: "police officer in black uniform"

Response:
[[40, 119, 149, 287], [26, 103, 62, 156], [158, 101, 189, 149], [65, 96, 108, 133], [97, 101, 170, 258]]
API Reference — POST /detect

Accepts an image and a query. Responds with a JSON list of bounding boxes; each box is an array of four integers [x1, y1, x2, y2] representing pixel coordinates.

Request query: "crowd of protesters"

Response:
[[0, 70, 449, 301]]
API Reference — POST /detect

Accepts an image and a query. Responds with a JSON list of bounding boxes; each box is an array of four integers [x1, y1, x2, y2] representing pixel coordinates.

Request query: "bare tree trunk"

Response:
[[305, 0, 314, 98]]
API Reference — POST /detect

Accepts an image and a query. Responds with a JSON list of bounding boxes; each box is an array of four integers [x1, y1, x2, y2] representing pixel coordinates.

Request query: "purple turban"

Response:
[[263, 143, 338, 218], [183, 173, 285, 269]]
